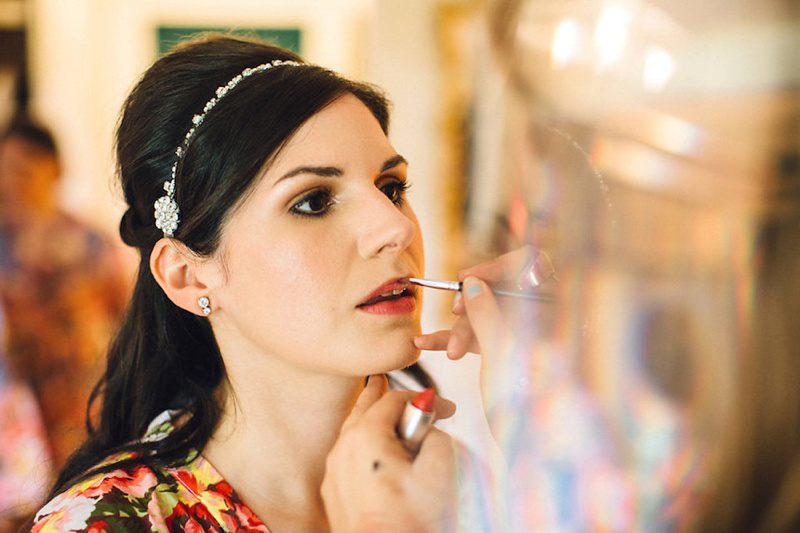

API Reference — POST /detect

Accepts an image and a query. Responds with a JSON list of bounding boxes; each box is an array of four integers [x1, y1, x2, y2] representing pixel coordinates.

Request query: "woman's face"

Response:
[[206, 94, 424, 379]]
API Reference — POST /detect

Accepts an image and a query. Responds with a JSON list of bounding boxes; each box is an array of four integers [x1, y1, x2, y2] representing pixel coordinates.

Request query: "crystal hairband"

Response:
[[154, 59, 305, 237]]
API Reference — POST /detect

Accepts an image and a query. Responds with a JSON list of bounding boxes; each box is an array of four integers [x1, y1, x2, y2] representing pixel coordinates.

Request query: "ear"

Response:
[[150, 238, 214, 317]]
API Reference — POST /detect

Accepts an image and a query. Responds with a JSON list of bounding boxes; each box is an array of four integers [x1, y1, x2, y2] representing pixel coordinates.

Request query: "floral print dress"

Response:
[[31, 411, 270, 532]]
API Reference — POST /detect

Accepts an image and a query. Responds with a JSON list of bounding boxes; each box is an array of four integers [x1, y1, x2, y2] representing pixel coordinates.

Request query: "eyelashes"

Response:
[[290, 187, 337, 217], [380, 178, 411, 208], [290, 177, 411, 218]]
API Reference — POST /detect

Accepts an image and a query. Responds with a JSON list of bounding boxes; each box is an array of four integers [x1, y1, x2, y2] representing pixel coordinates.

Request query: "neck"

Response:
[[203, 366, 365, 532]]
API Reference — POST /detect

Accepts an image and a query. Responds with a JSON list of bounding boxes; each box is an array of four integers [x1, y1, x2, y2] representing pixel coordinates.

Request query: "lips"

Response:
[[357, 278, 415, 308]]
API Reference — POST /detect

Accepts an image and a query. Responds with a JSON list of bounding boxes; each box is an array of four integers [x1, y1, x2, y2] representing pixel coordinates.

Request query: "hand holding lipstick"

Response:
[[322, 375, 458, 533]]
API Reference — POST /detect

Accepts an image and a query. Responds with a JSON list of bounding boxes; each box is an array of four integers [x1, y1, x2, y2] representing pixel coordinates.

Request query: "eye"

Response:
[[379, 178, 410, 206], [291, 188, 337, 217]]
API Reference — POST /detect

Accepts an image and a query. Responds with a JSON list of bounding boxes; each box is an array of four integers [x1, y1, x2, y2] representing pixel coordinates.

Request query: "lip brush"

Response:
[[408, 278, 555, 302]]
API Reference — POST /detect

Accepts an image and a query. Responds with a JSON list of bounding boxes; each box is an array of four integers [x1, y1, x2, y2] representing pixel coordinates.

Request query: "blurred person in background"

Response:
[[0, 117, 129, 476]]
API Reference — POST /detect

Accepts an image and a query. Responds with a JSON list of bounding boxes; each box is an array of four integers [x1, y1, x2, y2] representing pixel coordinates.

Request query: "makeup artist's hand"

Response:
[[414, 245, 543, 359], [322, 374, 458, 533]]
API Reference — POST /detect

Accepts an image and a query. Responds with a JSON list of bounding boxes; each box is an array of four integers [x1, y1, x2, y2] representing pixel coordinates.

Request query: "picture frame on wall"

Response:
[[157, 26, 303, 55]]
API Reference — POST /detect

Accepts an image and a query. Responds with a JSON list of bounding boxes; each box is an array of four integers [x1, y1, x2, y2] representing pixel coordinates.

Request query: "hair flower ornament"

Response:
[[154, 179, 180, 237]]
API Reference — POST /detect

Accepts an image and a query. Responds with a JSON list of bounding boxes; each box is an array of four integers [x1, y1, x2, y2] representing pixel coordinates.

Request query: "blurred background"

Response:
[[1, 0, 799, 530]]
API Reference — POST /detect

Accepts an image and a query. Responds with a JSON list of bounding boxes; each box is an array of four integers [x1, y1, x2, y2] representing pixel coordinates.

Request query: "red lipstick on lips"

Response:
[[356, 277, 416, 315]]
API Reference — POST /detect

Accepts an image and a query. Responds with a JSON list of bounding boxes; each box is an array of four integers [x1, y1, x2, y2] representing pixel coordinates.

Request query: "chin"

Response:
[[370, 342, 421, 376], [346, 324, 421, 373], [396, 342, 423, 371]]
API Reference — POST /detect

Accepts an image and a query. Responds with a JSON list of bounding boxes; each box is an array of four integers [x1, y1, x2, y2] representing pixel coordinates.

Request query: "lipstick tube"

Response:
[[397, 388, 436, 455]]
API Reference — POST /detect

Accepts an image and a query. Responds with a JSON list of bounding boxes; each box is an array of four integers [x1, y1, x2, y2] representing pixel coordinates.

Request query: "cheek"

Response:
[[230, 233, 342, 314], [407, 211, 425, 270]]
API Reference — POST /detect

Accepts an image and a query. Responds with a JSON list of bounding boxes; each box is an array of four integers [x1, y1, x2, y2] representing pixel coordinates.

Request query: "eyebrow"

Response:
[[275, 154, 408, 185], [381, 154, 408, 172]]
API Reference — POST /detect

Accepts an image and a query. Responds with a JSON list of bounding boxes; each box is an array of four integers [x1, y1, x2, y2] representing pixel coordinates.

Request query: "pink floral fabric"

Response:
[[31, 411, 270, 533]]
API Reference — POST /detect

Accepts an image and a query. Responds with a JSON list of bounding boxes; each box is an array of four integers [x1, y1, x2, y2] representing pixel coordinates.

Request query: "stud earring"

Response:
[[198, 296, 211, 316]]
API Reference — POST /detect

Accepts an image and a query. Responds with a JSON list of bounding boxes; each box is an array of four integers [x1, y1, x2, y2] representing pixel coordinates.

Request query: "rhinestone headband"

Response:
[[154, 59, 304, 237]]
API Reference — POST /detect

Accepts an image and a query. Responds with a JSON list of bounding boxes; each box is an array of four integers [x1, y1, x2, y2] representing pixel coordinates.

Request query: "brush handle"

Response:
[[409, 278, 555, 302], [488, 287, 555, 302]]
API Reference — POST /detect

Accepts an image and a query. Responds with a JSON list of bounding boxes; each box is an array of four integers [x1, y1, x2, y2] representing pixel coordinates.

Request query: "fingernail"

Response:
[[464, 277, 481, 299]]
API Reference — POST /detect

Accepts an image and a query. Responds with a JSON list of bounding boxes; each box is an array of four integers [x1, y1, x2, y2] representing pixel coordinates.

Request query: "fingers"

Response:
[[413, 427, 455, 475], [344, 383, 457, 448], [358, 374, 389, 411], [431, 395, 457, 419], [414, 320, 476, 359], [419, 247, 550, 358], [413, 330, 451, 352], [414, 309, 478, 359], [444, 315, 477, 360], [460, 276, 511, 355], [451, 291, 465, 316], [416, 278, 499, 359], [341, 374, 388, 431], [408, 427, 457, 517], [360, 389, 457, 427], [358, 389, 416, 432]]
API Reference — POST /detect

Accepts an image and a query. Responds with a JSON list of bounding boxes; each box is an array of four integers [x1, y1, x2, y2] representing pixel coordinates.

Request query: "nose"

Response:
[[357, 191, 418, 258]]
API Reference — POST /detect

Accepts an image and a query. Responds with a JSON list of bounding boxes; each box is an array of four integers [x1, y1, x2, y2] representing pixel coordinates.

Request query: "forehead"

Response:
[[220, 93, 397, 227], [268, 94, 393, 170]]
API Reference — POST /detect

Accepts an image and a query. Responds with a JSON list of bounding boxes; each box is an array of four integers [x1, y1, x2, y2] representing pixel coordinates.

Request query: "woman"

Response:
[[32, 34, 461, 532], [0, 118, 129, 474]]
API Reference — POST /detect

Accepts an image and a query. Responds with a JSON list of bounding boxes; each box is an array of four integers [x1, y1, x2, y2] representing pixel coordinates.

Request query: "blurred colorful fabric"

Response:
[[0, 213, 129, 473], [0, 369, 52, 524]]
